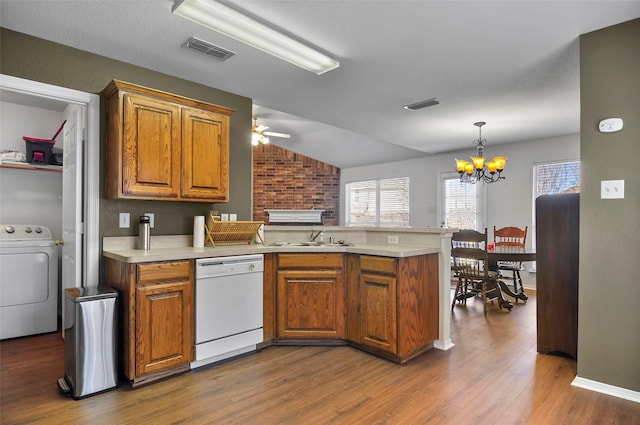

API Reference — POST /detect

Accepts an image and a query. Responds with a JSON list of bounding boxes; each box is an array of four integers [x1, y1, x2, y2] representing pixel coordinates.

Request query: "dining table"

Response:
[[488, 246, 536, 303]]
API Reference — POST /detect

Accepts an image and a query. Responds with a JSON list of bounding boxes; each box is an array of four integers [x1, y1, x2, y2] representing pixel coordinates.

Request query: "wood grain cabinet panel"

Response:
[[274, 254, 345, 340], [277, 269, 345, 339], [181, 107, 229, 201], [104, 80, 233, 202], [105, 258, 194, 386], [121, 93, 181, 198], [347, 254, 439, 363], [136, 279, 193, 376], [359, 271, 397, 353]]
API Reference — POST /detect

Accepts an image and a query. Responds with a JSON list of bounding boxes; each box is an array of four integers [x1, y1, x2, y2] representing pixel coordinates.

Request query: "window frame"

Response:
[[438, 171, 486, 231], [345, 176, 410, 227], [531, 159, 581, 255]]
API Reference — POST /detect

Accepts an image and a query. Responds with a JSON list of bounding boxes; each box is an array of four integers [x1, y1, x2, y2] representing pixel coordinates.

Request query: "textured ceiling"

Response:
[[2, 1, 639, 168]]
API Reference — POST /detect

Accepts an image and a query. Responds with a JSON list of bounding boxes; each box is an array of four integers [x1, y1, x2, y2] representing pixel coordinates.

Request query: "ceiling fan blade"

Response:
[[263, 131, 291, 139], [255, 124, 269, 132]]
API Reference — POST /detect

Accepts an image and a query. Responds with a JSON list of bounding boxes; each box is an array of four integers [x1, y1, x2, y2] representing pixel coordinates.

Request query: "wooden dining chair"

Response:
[[451, 228, 506, 316], [493, 226, 528, 299]]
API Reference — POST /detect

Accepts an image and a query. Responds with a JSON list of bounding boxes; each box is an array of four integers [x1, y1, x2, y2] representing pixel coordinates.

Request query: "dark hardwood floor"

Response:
[[2, 290, 638, 424]]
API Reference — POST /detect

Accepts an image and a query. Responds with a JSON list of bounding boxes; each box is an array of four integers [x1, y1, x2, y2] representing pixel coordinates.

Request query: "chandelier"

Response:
[[455, 122, 507, 184]]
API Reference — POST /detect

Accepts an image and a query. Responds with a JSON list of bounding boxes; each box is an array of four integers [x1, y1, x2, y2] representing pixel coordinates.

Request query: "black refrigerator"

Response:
[[535, 193, 579, 359]]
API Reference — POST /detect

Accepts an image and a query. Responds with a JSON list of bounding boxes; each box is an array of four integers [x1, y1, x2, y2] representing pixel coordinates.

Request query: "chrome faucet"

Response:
[[310, 228, 325, 243]]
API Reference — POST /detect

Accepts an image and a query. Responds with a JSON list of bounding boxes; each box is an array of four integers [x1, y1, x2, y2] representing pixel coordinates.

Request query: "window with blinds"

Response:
[[346, 177, 409, 226], [441, 176, 479, 230]]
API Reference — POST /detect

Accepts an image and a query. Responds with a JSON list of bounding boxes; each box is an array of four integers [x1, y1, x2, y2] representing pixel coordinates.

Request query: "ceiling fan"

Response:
[[252, 115, 291, 145]]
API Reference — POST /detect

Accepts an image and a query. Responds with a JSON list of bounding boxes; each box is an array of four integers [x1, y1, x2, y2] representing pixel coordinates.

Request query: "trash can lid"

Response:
[[64, 285, 118, 302]]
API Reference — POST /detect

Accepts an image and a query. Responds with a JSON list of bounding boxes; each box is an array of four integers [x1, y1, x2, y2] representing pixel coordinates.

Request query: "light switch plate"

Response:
[[119, 212, 130, 228], [601, 180, 624, 199]]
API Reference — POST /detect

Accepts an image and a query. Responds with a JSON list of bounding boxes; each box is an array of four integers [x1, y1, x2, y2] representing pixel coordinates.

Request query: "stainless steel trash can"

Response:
[[61, 286, 118, 399]]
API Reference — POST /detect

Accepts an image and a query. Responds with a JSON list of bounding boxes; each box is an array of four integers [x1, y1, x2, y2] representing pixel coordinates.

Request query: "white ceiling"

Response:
[[2, 1, 639, 168]]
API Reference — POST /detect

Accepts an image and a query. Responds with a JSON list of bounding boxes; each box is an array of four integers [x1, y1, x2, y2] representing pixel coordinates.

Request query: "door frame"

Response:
[[0, 74, 100, 287]]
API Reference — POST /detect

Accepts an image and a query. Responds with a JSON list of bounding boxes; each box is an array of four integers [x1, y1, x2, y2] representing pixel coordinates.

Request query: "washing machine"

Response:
[[0, 224, 59, 339]]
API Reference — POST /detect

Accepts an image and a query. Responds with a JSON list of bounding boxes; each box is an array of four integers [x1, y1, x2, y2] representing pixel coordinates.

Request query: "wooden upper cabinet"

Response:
[[122, 93, 181, 198], [104, 80, 234, 202], [181, 107, 229, 201]]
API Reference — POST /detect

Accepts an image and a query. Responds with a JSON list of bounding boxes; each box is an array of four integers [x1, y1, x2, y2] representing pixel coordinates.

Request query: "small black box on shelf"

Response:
[[23, 137, 55, 165]]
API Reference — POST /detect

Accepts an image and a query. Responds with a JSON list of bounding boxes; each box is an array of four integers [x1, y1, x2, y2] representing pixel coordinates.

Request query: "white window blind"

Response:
[[441, 176, 479, 230], [346, 177, 409, 226]]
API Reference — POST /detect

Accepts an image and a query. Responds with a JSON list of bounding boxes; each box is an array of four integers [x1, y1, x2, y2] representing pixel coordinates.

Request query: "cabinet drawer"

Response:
[[278, 253, 343, 269], [360, 255, 396, 275], [137, 260, 192, 284]]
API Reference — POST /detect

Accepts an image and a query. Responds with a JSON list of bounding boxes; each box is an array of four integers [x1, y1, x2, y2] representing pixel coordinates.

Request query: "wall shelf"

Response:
[[0, 162, 62, 173]]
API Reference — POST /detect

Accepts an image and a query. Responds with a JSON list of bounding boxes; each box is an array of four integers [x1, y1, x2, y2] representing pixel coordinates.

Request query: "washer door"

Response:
[[0, 252, 51, 306]]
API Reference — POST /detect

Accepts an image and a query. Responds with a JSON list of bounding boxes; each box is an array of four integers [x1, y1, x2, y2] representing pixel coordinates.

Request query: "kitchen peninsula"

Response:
[[103, 226, 454, 385]]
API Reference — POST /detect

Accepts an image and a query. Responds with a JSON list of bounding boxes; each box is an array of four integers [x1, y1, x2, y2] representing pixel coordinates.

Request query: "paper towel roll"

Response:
[[193, 216, 205, 248]]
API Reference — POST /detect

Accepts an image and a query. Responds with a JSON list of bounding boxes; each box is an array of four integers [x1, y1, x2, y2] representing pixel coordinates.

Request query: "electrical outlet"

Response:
[[387, 235, 399, 244], [119, 212, 130, 228], [144, 213, 155, 228]]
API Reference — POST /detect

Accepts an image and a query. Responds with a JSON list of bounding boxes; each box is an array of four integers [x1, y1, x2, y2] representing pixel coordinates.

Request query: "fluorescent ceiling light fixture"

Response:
[[173, 0, 339, 75]]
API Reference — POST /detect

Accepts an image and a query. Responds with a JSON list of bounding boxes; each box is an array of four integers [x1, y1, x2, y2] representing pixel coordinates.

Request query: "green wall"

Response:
[[0, 28, 253, 237], [579, 19, 640, 392]]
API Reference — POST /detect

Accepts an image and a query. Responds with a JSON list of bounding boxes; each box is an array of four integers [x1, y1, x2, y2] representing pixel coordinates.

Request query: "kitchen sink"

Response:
[[269, 242, 324, 247], [269, 241, 353, 247]]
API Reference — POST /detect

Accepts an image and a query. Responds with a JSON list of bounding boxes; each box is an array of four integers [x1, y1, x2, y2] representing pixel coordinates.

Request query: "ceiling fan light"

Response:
[[173, 0, 339, 75]]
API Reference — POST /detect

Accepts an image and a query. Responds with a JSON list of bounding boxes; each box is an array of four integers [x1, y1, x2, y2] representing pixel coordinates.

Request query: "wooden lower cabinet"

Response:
[[264, 252, 439, 364], [359, 270, 397, 354], [105, 258, 194, 386], [347, 254, 439, 363], [267, 253, 346, 341], [277, 269, 345, 339]]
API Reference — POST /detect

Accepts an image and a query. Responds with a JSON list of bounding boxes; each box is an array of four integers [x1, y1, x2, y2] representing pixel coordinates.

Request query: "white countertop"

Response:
[[102, 240, 439, 263]]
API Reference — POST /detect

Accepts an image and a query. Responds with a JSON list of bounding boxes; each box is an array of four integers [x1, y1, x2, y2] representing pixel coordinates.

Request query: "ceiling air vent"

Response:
[[403, 97, 440, 111], [182, 37, 235, 61]]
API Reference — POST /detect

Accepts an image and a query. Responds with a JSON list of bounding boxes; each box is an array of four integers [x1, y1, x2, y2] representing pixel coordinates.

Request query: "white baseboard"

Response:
[[434, 339, 455, 351], [572, 376, 640, 403]]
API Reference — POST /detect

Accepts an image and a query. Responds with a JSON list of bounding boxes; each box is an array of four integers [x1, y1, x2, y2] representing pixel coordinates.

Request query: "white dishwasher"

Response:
[[191, 254, 264, 369]]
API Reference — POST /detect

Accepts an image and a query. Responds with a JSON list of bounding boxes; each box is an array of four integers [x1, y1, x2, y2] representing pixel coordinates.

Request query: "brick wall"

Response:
[[252, 144, 340, 225]]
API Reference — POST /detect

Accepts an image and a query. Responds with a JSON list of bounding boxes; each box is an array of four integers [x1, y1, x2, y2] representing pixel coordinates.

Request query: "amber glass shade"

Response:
[[464, 162, 474, 175], [455, 159, 468, 172], [486, 160, 497, 173], [471, 156, 485, 170], [494, 157, 507, 171]]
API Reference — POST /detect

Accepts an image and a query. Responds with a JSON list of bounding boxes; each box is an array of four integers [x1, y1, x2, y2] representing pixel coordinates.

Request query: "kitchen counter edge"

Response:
[[102, 243, 440, 263]]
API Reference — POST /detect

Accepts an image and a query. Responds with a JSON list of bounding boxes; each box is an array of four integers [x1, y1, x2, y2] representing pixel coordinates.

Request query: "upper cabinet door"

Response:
[[104, 80, 234, 202], [122, 94, 181, 198], [181, 107, 229, 202]]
